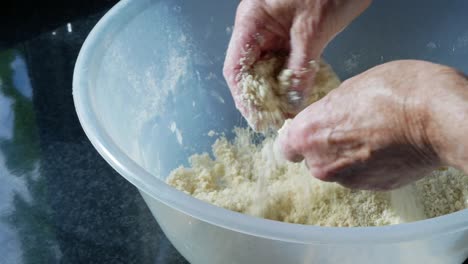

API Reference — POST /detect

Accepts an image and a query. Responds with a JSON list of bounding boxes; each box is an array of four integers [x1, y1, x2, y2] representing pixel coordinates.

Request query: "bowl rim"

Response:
[[73, 0, 468, 244]]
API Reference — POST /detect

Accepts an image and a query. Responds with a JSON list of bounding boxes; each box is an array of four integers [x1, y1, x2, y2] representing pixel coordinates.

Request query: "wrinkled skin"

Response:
[[223, 0, 372, 123], [225, 0, 468, 190], [278, 60, 468, 190]]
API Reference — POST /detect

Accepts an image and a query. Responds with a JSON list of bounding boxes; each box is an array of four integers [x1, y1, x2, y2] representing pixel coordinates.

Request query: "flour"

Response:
[[415, 167, 468, 218], [237, 57, 340, 132], [167, 126, 468, 226], [390, 185, 426, 222]]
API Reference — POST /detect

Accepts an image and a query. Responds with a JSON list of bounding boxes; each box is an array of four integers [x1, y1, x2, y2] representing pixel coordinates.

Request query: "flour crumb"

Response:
[[207, 130, 217, 137], [169, 122, 183, 146]]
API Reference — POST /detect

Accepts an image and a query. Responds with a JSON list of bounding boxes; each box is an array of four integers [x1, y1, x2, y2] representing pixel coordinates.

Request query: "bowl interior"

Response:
[[88, 0, 468, 182]]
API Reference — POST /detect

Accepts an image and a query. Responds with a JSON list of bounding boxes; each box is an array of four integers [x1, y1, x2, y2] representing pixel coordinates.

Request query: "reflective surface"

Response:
[[0, 9, 187, 264]]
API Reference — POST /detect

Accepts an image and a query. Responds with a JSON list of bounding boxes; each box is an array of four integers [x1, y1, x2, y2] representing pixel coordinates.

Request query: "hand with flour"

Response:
[[223, 0, 372, 125], [278, 60, 468, 190]]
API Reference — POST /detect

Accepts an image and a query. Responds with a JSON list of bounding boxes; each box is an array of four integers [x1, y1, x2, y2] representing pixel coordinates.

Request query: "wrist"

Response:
[[423, 68, 468, 172]]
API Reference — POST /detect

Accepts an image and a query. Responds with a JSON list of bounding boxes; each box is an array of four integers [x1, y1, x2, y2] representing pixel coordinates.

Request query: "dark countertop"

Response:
[[0, 3, 188, 264]]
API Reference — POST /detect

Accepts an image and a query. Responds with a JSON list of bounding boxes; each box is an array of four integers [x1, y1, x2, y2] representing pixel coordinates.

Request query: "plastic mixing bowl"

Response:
[[73, 0, 468, 263]]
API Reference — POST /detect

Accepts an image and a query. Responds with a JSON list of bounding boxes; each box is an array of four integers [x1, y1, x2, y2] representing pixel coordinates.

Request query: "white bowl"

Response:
[[73, 0, 468, 263]]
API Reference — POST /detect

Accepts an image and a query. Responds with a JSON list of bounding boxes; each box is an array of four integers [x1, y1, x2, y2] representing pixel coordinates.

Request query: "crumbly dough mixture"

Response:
[[238, 57, 340, 132], [166, 128, 468, 226]]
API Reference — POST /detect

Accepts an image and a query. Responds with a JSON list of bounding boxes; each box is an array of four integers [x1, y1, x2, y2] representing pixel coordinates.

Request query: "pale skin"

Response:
[[224, 0, 468, 190], [223, 0, 372, 118]]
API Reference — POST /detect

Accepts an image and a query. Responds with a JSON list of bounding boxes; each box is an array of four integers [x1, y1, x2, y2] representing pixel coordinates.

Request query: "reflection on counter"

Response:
[[0, 11, 188, 264], [0, 48, 57, 263]]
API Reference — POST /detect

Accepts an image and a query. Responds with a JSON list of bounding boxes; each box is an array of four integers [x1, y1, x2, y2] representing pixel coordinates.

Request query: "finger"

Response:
[[224, 1, 285, 90], [286, 16, 325, 98], [223, 26, 261, 89], [305, 154, 350, 183], [276, 118, 306, 162], [223, 24, 262, 116], [224, 15, 287, 121]]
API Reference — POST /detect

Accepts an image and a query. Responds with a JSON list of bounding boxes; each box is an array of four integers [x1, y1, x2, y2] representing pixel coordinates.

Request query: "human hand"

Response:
[[278, 60, 468, 190], [223, 0, 372, 125]]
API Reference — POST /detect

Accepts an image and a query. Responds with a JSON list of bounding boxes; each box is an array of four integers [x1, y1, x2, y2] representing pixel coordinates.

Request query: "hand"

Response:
[[278, 60, 468, 190], [223, 0, 372, 123]]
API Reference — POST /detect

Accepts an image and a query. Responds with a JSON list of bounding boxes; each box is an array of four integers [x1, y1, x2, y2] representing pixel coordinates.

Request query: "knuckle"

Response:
[[278, 134, 302, 162], [304, 157, 330, 181], [307, 163, 333, 182], [278, 124, 305, 162]]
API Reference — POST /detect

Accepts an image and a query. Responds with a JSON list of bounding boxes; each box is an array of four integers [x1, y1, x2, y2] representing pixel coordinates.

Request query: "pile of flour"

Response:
[[166, 127, 468, 226]]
